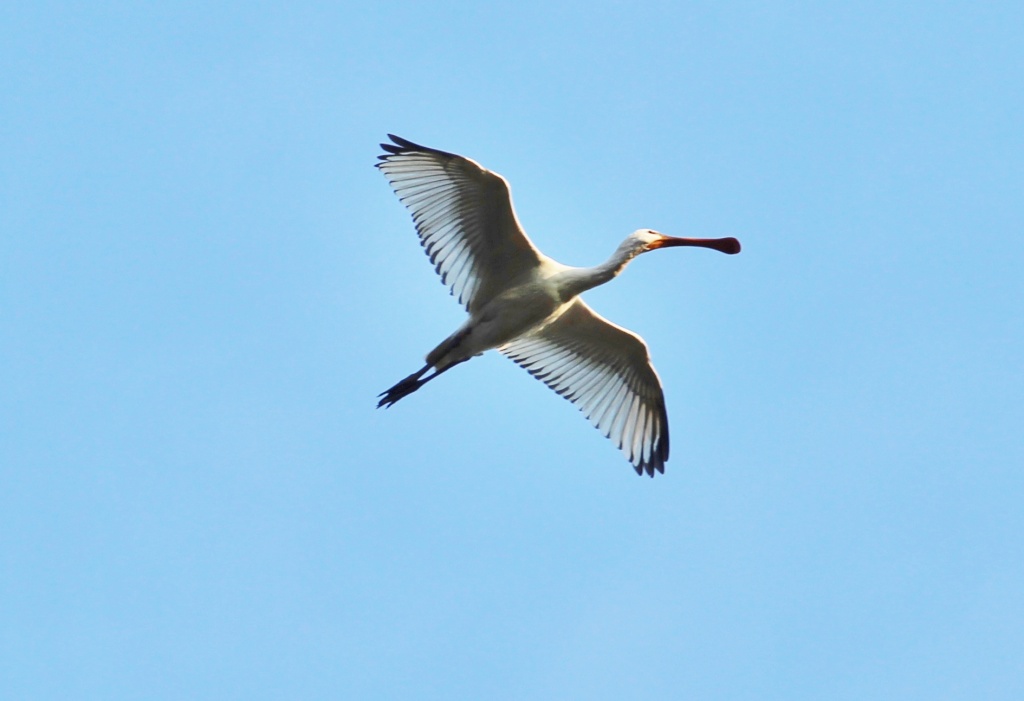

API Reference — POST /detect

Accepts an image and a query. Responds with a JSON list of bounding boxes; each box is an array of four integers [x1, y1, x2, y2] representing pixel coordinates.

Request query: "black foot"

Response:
[[377, 367, 430, 408]]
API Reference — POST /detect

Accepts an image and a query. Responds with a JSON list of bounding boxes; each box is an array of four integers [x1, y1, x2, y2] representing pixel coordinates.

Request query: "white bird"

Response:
[[376, 135, 740, 476]]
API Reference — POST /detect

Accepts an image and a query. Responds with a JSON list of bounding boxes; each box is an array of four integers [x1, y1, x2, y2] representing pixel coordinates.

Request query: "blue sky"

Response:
[[2, 2, 1022, 699]]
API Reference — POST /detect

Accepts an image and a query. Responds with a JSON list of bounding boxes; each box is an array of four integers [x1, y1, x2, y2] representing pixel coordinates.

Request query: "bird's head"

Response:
[[631, 229, 741, 256]]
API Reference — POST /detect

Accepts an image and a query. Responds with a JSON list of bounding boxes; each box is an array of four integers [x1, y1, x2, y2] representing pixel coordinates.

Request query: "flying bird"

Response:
[[375, 135, 740, 476]]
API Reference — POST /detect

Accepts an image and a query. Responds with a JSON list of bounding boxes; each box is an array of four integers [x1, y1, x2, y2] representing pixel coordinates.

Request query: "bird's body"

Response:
[[376, 135, 740, 476], [430, 261, 567, 370]]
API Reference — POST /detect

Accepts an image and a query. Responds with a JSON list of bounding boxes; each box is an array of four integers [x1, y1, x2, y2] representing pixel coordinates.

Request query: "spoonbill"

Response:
[[376, 134, 740, 476]]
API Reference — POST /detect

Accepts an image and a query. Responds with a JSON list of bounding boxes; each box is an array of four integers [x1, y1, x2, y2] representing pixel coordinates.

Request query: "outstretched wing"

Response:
[[376, 135, 544, 312], [500, 299, 670, 476]]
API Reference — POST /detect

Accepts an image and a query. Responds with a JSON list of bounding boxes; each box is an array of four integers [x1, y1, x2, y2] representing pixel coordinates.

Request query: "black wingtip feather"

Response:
[[380, 134, 426, 155], [378, 134, 462, 162], [387, 134, 418, 148], [634, 458, 665, 478], [378, 134, 419, 159]]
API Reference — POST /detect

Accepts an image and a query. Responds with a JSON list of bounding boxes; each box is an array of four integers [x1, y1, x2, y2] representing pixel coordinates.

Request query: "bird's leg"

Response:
[[377, 364, 431, 408], [379, 324, 478, 409], [376, 359, 469, 409]]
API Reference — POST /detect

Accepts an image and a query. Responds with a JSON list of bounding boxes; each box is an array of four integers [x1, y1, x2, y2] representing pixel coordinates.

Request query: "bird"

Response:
[[375, 134, 740, 476]]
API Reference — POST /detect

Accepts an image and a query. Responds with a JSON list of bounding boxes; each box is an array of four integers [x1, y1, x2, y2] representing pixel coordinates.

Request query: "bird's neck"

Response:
[[556, 244, 640, 300]]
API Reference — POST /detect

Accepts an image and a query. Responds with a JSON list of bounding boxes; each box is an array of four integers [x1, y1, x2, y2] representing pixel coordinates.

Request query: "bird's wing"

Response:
[[499, 299, 670, 476], [377, 134, 544, 312]]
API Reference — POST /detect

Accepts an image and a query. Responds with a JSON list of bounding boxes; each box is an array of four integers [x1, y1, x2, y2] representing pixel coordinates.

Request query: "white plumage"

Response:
[[376, 135, 740, 476]]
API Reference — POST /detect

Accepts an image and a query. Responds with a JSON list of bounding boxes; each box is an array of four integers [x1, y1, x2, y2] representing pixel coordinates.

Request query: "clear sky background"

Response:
[[3, 2, 1022, 699]]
